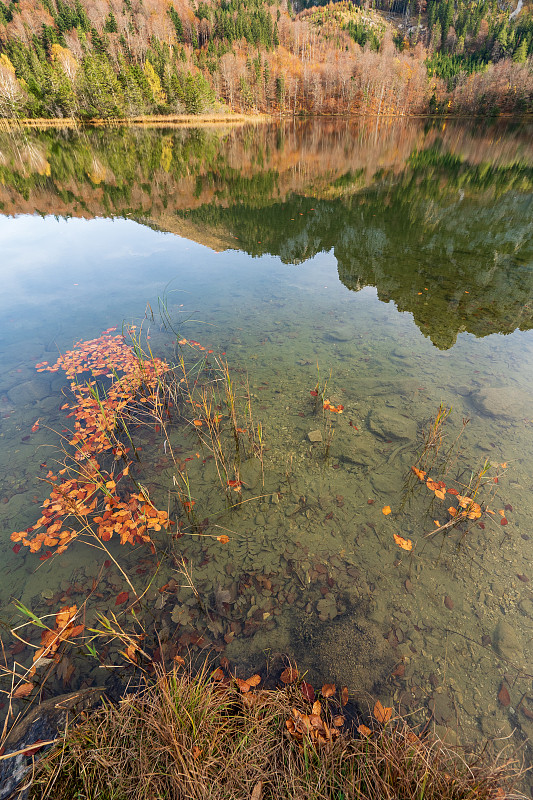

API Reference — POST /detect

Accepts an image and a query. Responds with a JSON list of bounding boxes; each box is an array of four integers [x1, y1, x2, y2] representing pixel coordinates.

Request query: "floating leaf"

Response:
[[393, 534, 413, 551], [193, 420, 203, 427], [217, 535, 230, 544], [500, 517, 508, 526], [434, 489, 446, 500], [447, 488, 459, 496], [382, 506, 391, 516]]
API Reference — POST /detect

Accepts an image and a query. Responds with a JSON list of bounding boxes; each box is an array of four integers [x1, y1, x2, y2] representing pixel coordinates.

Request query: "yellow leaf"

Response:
[[382, 506, 392, 516]]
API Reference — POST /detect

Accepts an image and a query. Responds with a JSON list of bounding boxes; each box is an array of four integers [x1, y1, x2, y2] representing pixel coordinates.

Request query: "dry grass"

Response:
[[28, 664, 523, 800]]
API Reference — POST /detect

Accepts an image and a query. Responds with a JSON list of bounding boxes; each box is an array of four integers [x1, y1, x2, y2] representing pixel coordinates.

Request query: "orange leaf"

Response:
[[193, 420, 203, 427], [341, 686, 349, 706], [434, 489, 446, 500], [448, 506, 457, 517], [13, 682, 34, 698], [393, 534, 413, 551], [382, 506, 391, 516], [246, 674, 261, 687], [217, 535, 230, 544], [373, 700, 393, 724], [280, 667, 298, 684], [236, 677, 251, 692], [321, 683, 336, 698], [357, 724, 372, 736]]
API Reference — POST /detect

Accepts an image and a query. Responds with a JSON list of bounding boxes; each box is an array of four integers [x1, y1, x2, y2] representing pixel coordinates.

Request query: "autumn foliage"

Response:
[[12, 329, 172, 555]]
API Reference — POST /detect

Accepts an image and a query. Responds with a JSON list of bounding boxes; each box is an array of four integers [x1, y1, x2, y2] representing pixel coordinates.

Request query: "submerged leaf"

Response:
[[393, 534, 413, 551]]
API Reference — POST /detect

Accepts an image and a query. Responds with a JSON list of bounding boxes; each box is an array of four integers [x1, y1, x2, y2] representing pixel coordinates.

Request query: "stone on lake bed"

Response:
[[492, 619, 524, 665], [368, 409, 416, 441], [308, 430, 322, 443], [470, 387, 531, 420]]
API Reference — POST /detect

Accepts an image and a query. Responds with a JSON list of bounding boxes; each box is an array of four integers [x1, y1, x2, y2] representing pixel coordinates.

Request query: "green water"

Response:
[[0, 117, 532, 774]]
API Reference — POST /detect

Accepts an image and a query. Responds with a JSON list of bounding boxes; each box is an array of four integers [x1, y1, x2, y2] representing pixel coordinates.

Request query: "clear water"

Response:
[[1, 118, 533, 770]]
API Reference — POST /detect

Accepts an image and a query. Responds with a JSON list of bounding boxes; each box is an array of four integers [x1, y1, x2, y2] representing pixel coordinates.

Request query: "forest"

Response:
[[0, 0, 531, 119]]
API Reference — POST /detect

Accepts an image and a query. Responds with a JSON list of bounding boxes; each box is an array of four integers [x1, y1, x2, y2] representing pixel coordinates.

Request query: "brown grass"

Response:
[[27, 663, 524, 800]]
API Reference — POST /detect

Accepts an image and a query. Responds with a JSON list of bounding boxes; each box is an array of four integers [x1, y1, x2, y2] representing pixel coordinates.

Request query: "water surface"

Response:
[[1, 118, 532, 772]]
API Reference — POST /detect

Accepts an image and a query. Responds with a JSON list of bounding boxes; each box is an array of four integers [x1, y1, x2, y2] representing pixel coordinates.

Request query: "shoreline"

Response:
[[1, 111, 531, 130]]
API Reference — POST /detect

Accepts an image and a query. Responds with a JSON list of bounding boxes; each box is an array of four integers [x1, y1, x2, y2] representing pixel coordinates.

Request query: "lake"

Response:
[[0, 117, 532, 772]]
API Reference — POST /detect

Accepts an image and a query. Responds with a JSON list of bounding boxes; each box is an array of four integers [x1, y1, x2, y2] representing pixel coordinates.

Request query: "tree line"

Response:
[[0, 0, 531, 119]]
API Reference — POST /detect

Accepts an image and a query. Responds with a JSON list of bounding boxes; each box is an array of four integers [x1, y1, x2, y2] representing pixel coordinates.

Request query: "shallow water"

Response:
[[1, 118, 533, 774]]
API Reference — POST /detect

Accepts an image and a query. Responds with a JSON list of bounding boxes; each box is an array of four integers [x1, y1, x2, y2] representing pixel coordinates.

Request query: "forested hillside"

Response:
[[0, 0, 531, 119]]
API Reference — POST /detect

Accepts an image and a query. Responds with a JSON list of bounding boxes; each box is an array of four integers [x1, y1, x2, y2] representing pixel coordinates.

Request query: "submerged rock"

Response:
[[368, 409, 416, 441], [470, 387, 531, 420], [492, 619, 524, 666]]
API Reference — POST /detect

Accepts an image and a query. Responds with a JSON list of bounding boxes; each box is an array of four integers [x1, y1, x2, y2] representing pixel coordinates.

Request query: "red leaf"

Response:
[[12, 544, 21, 554], [301, 681, 315, 703], [500, 517, 508, 526], [310, 390, 318, 397], [498, 683, 510, 707], [115, 591, 129, 606]]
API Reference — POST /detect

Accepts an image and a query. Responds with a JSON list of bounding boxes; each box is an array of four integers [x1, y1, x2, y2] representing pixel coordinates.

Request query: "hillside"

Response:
[[0, 0, 531, 119]]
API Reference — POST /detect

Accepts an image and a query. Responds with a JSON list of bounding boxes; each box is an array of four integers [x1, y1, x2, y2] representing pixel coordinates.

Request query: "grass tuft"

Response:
[[28, 664, 523, 800]]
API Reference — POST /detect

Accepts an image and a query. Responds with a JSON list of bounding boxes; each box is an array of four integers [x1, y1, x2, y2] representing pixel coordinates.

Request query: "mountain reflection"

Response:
[[0, 118, 532, 349]]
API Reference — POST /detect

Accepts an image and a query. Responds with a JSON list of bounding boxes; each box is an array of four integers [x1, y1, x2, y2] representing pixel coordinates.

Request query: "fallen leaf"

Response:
[[393, 534, 413, 551], [301, 681, 315, 702], [373, 700, 393, 724], [321, 683, 336, 698], [498, 683, 511, 707], [382, 506, 392, 516], [13, 682, 34, 698], [341, 686, 349, 706], [312, 699, 322, 716], [251, 781, 263, 800], [115, 591, 129, 606], [217, 535, 230, 544], [280, 667, 298, 685], [358, 724, 372, 736]]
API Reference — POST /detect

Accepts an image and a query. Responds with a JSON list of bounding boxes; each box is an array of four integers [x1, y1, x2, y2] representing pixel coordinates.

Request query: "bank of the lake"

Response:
[[16, 664, 525, 800]]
